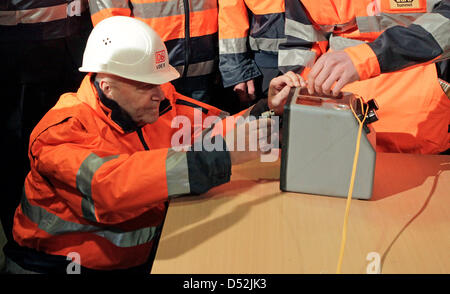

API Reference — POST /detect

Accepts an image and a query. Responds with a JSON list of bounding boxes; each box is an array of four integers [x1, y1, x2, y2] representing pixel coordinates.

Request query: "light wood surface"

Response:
[[151, 152, 450, 274]]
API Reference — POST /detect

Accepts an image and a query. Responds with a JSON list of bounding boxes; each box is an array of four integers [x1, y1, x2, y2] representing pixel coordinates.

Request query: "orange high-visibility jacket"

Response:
[[218, 0, 285, 87], [89, 0, 218, 79], [280, 0, 450, 154], [12, 74, 240, 270]]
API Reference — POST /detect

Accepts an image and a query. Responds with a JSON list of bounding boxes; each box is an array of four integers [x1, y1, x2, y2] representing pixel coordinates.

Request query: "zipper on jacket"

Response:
[[182, 0, 190, 77], [136, 127, 150, 150]]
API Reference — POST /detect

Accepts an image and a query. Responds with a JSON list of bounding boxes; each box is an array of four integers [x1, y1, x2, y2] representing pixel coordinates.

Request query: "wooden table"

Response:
[[151, 152, 450, 274]]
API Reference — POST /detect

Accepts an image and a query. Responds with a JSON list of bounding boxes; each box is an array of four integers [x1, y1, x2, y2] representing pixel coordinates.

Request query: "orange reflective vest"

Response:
[[12, 74, 236, 270], [280, 0, 450, 153], [218, 0, 285, 87], [89, 0, 217, 79]]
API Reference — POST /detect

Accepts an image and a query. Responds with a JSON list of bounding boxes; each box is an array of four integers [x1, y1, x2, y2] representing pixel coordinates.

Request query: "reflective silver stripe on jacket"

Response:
[[249, 37, 287, 53], [356, 13, 424, 33], [219, 37, 248, 54], [413, 13, 450, 57], [88, 0, 131, 14], [132, 0, 216, 18], [166, 148, 190, 197], [278, 48, 316, 68], [167, 111, 229, 197], [174, 60, 216, 77], [0, 0, 87, 26], [329, 35, 366, 51], [76, 153, 119, 222], [20, 191, 158, 247], [90, 0, 216, 18], [285, 18, 327, 42]]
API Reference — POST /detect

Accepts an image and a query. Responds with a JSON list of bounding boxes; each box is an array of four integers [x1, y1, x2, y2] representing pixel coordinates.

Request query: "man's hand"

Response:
[[307, 50, 359, 96], [268, 71, 306, 115], [225, 117, 277, 165], [233, 80, 256, 104]]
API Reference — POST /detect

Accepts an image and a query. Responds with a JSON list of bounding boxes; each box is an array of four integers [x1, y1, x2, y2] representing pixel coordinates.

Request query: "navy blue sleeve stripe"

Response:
[[369, 23, 444, 73]]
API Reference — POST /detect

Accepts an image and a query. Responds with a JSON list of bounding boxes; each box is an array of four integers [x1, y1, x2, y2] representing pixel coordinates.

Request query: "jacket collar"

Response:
[[92, 78, 139, 133]]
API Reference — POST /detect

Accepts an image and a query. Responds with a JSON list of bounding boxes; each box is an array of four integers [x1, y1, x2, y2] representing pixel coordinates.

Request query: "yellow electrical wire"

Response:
[[336, 95, 369, 274]]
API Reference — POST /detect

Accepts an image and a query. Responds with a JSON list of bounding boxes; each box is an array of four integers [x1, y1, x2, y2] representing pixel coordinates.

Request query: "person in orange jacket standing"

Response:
[[4, 16, 301, 274], [89, 0, 219, 104], [277, 0, 450, 154], [218, 0, 286, 108], [0, 0, 92, 249]]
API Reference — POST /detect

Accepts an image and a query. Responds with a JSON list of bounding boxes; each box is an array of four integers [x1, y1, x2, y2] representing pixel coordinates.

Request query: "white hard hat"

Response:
[[79, 16, 180, 84]]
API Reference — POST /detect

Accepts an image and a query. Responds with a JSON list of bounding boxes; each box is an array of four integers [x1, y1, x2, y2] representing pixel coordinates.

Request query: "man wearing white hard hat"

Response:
[[4, 16, 302, 273]]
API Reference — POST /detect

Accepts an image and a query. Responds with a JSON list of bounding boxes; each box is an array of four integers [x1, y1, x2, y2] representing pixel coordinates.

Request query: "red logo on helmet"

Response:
[[155, 50, 166, 64]]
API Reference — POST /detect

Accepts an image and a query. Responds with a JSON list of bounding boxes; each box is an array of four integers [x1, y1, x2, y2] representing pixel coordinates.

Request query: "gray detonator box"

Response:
[[280, 88, 378, 200]]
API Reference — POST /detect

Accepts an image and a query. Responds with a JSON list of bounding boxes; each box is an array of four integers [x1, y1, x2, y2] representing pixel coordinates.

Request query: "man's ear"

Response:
[[99, 79, 113, 99]]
